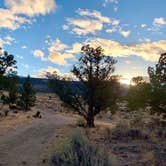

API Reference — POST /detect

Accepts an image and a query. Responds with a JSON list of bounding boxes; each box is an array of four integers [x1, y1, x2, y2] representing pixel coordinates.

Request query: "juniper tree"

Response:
[[19, 75, 36, 110], [48, 45, 120, 127], [126, 54, 166, 117], [148, 53, 166, 116], [0, 48, 18, 108]]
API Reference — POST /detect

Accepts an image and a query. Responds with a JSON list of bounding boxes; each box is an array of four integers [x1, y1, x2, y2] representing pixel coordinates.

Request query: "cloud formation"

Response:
[[67, 18, 103, 35], [0, 35, 15, 47], [77, 8, 110, 23], [0, 9, 30, 30], [86, 38, 166, 61], [33, 49, 47, 61], [5, 0, 56, 17], [48, 38, 68, 52], [48, 52, 75, 65], [35, 66, 74, 79], [0, 0, 56, 30], [65, 9, 119, 35], [153, 17, 166, 26], [119, 30, 131, 38]]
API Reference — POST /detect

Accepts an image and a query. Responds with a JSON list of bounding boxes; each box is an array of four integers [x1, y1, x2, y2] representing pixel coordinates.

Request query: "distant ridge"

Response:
[[19, 77, 50, 93], [19, 77, 129, 94]]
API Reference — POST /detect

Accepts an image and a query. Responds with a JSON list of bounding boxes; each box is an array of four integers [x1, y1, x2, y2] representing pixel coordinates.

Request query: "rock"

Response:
[[33, 111, 42, 118]]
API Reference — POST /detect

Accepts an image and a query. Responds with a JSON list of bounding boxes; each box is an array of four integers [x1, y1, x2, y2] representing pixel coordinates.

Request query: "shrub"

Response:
[[76, 117, 86, 127], [51, 130, 111, 166], [110, 120, 149, 141]]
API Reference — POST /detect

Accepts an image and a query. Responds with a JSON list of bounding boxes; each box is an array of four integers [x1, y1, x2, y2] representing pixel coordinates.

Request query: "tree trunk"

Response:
[[86, 114, 95, 127]]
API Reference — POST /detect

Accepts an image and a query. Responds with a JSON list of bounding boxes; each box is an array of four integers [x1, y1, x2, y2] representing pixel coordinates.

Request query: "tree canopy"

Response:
[[48, 45, 120, 127]]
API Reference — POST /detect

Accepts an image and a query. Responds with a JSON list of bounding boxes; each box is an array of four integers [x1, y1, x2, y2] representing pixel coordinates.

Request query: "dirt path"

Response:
[[0, 110, 74, 166]]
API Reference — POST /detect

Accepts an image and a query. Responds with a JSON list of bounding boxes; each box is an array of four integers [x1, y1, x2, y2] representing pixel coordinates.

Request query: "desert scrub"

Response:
[[110, 120, 149, 141], [76, 117, 86, 127], [51, 129, 111, 166]]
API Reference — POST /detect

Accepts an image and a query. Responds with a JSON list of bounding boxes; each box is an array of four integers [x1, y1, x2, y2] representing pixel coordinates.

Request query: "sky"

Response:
[[0, 0, 166, 84]]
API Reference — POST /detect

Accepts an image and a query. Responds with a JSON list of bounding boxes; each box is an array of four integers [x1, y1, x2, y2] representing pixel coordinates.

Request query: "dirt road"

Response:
[[0, 110, 74, 166]]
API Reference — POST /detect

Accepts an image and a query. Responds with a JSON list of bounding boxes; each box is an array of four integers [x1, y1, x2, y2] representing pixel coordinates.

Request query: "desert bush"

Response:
[[76, 117, 86, 127], [102, 126, 112, 142], [110, 120, 149, 141], [4, 109, 9, 116], [51, 130, 111, 166], [129, 113, 145, 129]]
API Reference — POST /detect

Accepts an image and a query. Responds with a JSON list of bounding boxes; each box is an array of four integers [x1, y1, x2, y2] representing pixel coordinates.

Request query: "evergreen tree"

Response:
[[126, 54, 166, 117], [19, 75, 36, 110], [0, 48, 18, 108], [48, 45, 120, 127]]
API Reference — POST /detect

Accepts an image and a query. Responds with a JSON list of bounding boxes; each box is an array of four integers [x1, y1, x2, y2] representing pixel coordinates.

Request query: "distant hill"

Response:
[[19, 77, 50, 93], [19, 77, 129, 95]]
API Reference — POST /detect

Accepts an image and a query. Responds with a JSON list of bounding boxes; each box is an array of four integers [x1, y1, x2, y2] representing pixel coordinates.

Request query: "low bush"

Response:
[[109, 120, 149, 141], [51, 129, 111, 166], [76, 117, 86, 127]]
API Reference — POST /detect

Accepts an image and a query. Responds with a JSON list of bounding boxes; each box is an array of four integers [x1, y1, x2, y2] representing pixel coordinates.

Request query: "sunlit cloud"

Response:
[[77, 8, 111, 23], [5, 0, 56, 17], [86, 38, 166, 62], [67, 18, 103, 35], [66, 9, 119, 35], [0, 9, 31, 30], [33, 49, 47, 61], [48, 52, 75, 65], [119, 30, 131, 38], [0, 0, 56, 30], [0, 35, 15, 47], [48, 38, 68, 52], [34, 66, 75, 79], [153, 17, 166, 26]]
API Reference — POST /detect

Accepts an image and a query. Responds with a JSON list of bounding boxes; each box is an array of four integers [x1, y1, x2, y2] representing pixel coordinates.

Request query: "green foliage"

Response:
[[147, 53, 166, 116], [0, 48, 19, 108], [51, 130, 111, 166], [48, 45, 120, 127], [0, 47, 17, 76], [18, 75, 36, 110], [126, 54, 166, 117], [126, 81, 151, 110]]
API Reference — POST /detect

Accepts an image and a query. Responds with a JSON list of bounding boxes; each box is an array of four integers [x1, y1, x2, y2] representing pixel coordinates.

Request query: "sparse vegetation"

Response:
[[18, 75, 36, 110], [51, 129, 112, 166], [48, 45, 120, 127], [126, 53, 166, 118]]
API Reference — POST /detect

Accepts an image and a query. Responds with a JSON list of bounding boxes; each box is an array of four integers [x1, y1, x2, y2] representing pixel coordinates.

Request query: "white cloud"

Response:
[[86, 38, 166, 62], [0, 0, 56, 30], [141, 24, 147, 28], [48, 39, 68, 52], [66, 43, 83, 54], [111, 19, 120, 26], [48, 52, 75, 65], [33, 49, 47, 61], [66, 9, 120, 35], [62, 25, 69, 30], [0, 9, 31, 30], [34, 66, 75, 79], [103, 0, 119, 7], [67, 18, 103, 35], [5, 0, 56, 17], [0, 35, 15, 47], [153, 17, 166, 26], [77, 9, 110, 23], [106, 28, 117, 34], [139, 38, 151, 43], [119, 30, 131, 38], [46, 39, 75, 66], [125, 60, 132, 64], [21, 45, 27, 49]]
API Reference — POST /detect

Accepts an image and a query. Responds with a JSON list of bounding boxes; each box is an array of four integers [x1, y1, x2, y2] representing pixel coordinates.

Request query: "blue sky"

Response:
[[0, 0, 166, 83]]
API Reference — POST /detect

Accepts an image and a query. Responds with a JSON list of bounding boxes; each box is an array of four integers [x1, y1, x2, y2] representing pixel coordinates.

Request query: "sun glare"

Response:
[[120, 77, 132, 85]]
